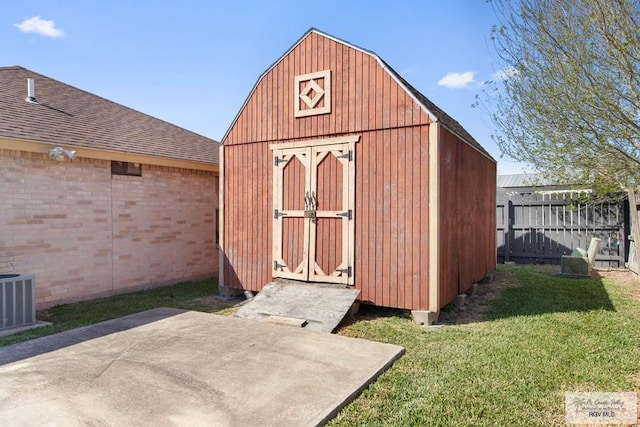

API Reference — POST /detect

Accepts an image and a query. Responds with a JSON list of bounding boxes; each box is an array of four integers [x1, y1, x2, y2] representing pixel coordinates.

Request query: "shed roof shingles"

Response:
[[387, 65, 493, 159], [0, 66, 218, 164]]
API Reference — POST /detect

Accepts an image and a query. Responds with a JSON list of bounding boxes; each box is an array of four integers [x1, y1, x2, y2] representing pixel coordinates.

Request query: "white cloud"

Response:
[[15, 16, 64, 38], [491, 66, 518, 81], [437, 71, 475, 89]]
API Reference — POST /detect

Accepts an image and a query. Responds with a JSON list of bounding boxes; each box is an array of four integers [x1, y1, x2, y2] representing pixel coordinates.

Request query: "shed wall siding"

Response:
[[0, 149, 218, 308], [223, 32, 434, 310], [224, 31, 430, 146], [438, 128, 496, 307], [223, 125, 433, 310], [222, 31, 495, 312], [354, 126, 431, 310], [222, 143, 272, 290]]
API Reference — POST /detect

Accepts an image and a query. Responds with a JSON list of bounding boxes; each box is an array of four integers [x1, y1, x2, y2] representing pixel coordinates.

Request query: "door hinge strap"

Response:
[[274, 209, 288, 219], [336, 266, 352, 277], [337, 150, 352, 161], [274, 261, 286, 270], [336, 210, 352, 220], [274, 156, 286, 166]]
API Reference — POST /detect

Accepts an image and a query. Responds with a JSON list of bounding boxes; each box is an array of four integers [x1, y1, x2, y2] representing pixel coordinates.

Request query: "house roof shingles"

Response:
[[0, 66, 218, 164]]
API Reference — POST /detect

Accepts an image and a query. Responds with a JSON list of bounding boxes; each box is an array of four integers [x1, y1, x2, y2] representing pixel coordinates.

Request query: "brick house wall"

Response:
[[0, 149, 218, 308]]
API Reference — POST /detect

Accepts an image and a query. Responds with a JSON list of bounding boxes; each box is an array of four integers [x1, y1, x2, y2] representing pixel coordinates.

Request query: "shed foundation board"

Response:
[[411, 310, 440, 327], [235, 280, 361, 333], [0, 308, 404, 427]]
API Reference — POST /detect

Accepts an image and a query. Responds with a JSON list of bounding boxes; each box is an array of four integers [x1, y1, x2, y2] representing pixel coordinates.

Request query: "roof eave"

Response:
[[0, 137, 219, 172]]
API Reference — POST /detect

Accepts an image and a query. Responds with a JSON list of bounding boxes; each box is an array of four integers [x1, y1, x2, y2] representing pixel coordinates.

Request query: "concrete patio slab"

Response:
[[0, 308, 404, 426]]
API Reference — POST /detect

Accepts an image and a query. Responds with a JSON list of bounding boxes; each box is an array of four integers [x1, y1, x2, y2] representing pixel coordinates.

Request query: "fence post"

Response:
[[505, 200, 514, 262], [627, 187, 640, 273]]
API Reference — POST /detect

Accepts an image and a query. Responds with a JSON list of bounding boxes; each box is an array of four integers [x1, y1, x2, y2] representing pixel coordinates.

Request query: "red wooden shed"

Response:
[[219, 29, 496, 324]]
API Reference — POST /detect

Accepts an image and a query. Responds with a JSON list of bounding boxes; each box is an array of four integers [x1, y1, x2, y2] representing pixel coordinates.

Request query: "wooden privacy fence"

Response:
[[497, 192, 627, 268], [626, 187, 640, 274]]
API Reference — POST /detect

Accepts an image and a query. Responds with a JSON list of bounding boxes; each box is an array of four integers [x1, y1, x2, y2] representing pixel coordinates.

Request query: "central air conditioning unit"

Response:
[[0, 274, 36, 331]]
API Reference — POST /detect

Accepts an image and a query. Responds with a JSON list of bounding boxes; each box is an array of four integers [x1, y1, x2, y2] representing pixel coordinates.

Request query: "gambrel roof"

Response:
[[222, 28, 494, 162], [0, 66, 218, 165]]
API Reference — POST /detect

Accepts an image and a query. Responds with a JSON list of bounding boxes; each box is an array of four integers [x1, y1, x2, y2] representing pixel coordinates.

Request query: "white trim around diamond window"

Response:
[[294, 70, 331, 118]]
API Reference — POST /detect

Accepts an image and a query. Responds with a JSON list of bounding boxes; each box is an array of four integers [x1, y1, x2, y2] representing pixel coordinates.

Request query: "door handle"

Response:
[[304, 191, 317, 223]]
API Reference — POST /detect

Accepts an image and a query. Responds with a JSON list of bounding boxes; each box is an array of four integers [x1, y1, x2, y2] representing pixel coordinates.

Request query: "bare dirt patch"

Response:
[[438, 267, 520, 325], [596, 268, 640, 302]]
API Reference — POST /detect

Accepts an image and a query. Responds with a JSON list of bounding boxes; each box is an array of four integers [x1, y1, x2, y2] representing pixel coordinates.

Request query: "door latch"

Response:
[[304, 191, 317, 223]]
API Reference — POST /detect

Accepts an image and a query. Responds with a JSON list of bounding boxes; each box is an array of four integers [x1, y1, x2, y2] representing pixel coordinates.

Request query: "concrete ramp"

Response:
[[235, 281, 360, 333]]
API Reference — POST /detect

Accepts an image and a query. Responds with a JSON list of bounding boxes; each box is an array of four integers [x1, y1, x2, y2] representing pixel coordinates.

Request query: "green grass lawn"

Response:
[[0, 279, 238, 347], [1, 265, 639, 426], [331, 265, 640, 426]]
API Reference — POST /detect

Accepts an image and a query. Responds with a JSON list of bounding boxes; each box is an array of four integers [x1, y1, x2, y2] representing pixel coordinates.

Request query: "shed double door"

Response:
[[271, 137, 356, 285]]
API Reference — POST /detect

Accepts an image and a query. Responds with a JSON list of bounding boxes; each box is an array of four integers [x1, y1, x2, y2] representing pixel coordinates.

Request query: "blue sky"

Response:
[[2, 1, 528, 174]]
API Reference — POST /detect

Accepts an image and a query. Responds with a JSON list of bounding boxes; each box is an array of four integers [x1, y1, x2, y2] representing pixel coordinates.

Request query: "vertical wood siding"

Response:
[[316, 154, 343, 275], [222, 31, 495, 311], [224, 32, 429, 146], [438, 128, 497, 307], [354, 126, 431, 310], [222, 143, 272, 290], [282, 156, 305, 274]]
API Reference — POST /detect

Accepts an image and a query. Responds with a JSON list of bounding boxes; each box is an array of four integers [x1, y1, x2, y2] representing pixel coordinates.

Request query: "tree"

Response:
[[487, 0, 640, 193]]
